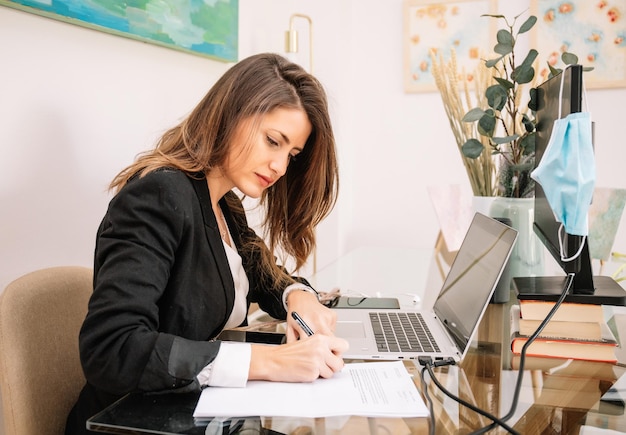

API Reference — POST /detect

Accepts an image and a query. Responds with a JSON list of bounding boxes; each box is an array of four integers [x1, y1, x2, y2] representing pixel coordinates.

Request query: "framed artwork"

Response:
[[0, 0, 238, 62], [531, 0, 626, 89], [588, 187, 626, 261], [403, 0, 497, 93]]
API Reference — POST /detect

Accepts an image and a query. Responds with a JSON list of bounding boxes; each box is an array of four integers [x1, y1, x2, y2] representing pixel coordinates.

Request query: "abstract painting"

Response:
[[531, 0, 626, 89], [588, 187, 626, 261], [0, 0, 238, 62], [403, 0, 497, 93]]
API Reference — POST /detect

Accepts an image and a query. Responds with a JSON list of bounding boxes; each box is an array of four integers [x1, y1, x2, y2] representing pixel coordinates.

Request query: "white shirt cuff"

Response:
[[282, 283, 319, 310], [197, 342, 251, 388]]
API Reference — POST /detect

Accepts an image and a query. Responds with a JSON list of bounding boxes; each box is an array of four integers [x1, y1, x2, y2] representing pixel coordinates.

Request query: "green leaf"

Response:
[[462, 107, 485, 122], [528, 87, 539, 112], [562, 52, 578, 65], [518, 15, 537, 34], [520, 132, 536, 154], [512, 49, 538, 84], [494, 29, 513, 55], [478, 113, 496, 136], [522, 113, 535, 132], [492, 134, 519, 145], [494, 77, 514, 90], [512, 64, 535, 84], [486, 85, 508, 111], [461, 139, 484, 159], [485, 56, 504, 68], [496, 29, 513, 45], [494, 43, 512, 56], [522, 49, 539, 67], [548, 64, 561, 79]]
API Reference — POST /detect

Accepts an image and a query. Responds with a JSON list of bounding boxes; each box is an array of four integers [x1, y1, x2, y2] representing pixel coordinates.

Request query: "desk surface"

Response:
[[87, 247, 626, 434]]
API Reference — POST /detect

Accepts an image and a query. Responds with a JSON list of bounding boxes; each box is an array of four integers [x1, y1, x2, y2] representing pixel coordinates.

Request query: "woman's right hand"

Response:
[[248, 334, 348, 383]]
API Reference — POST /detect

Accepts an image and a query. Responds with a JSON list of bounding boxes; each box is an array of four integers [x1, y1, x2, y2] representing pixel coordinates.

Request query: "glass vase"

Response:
[[490, 197, 544, 277], [489, 198, 545, 302]]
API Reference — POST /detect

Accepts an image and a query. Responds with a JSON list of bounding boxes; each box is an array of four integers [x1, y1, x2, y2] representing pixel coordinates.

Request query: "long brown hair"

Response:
[[110, 52, 338, 276]]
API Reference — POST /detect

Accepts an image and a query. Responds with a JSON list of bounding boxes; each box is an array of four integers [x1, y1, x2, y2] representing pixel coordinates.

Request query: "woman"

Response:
[[65, 53, 348, 434]]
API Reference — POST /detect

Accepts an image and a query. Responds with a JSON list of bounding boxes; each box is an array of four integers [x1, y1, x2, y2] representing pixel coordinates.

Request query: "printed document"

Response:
[[193, 361, 428, 419]]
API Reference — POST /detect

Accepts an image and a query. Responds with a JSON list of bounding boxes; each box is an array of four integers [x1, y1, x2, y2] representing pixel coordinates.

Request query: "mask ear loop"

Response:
[[555, 64, 589, 263], [558, 224, 587, 262]]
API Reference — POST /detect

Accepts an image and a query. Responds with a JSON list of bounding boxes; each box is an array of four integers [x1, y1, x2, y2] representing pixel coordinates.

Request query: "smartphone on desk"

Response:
[[332, 296, 401, 309], [217, 329, 286, 345]]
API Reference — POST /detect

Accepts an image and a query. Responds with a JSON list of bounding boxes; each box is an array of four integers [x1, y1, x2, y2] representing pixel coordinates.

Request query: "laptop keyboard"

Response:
[[369, 312, 441, 353]]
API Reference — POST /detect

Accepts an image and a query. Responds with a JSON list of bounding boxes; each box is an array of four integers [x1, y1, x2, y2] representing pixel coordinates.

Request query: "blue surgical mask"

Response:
[[531, 66, 595, 259]]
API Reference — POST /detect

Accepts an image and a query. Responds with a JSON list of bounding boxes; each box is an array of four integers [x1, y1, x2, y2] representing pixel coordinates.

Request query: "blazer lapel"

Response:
[[190, 175, 235, 324]]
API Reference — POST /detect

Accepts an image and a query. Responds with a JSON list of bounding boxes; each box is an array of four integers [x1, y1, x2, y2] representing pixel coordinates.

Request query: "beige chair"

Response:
[[0, 266, 92, 435]]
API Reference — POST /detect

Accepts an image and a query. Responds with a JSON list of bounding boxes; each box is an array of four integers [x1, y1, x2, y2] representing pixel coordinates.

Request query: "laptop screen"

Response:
[[433, 213, 518, 353]]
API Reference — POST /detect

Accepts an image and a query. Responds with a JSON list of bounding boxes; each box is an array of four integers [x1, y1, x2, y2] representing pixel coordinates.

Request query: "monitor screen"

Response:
[[514, 65, 626, 305], [533, 65, 584, 275]]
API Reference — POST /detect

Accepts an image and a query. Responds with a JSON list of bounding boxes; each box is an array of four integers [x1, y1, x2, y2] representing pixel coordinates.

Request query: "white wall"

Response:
[[2, 0, 626, 294]]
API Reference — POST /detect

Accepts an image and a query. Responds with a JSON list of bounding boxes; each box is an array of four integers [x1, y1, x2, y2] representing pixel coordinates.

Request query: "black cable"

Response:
[[470, 273, 576, 435], [347, 297, 367, 306], [421, 360, 519, 434], [418, 366, 436, 435], [416, 273, 574, 434]]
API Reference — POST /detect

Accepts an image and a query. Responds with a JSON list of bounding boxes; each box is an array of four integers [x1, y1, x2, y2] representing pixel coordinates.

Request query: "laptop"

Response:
[[334, 212, 518, 361]]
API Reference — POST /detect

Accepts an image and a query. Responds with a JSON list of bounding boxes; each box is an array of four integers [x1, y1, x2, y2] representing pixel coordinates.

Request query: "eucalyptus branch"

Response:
[[435, 10, 589, 198]]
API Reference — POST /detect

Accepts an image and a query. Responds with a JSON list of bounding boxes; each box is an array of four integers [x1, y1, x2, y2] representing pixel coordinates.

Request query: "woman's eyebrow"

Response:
[[269, 128, 303, 152], [276, 130, 291, 145], [272, 129, 297, 149]]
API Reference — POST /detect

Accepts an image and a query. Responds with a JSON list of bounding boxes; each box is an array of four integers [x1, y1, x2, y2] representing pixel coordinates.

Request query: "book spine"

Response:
[[518, 301, 604, 322], [511, 338, 617, 363], [518, 319, 602, 341]]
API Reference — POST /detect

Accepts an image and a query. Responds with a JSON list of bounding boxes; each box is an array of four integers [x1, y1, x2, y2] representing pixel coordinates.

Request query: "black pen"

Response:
[[291, 311, 314, 336]]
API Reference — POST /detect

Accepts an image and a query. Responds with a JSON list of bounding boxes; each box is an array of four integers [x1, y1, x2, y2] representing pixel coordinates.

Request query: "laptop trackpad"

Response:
[[336, 321, 366, 338]]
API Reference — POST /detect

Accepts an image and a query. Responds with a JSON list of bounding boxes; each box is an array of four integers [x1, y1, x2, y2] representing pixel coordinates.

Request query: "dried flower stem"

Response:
[[430, 49, 496, 197]]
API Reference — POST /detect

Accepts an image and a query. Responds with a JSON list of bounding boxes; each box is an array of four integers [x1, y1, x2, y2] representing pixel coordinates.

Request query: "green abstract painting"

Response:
[[589, 187, 626, 261], [1, 0, 238, 62]]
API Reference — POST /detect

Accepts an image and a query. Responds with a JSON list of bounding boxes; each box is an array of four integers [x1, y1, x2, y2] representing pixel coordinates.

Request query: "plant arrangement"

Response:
[[432, 11, 589, 198], [431, 48, 498, 197]]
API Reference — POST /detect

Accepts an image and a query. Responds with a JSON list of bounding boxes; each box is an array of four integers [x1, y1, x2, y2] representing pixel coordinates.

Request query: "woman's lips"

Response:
[[256, 173, 272, 187]]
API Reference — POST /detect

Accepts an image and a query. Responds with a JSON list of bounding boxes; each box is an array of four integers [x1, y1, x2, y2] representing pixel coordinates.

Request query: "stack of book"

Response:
[[510, 300, 618, 363]]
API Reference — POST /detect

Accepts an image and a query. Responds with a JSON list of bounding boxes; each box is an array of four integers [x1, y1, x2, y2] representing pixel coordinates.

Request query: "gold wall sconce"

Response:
[[285, 13, 313, 73]]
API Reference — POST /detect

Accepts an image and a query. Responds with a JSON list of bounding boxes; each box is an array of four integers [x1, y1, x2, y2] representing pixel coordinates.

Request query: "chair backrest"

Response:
[[0, 266, 92, 435]]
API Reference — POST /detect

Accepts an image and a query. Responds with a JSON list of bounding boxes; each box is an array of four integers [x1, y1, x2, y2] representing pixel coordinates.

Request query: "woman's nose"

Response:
[[269, 154, 289, 177]]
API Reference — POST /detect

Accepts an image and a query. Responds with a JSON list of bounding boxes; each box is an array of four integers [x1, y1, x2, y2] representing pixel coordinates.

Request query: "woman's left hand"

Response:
[[285, 290, 337, 342]]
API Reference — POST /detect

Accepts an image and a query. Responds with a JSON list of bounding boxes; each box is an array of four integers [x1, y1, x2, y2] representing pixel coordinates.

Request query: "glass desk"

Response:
[[87, 247, 626, 434]]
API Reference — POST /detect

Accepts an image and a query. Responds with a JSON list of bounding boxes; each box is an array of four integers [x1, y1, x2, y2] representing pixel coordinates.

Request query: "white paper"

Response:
[[193, 361, 428, 419]]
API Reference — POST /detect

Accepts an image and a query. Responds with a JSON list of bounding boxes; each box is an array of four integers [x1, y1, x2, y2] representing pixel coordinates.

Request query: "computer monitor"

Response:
[[513, 65, 626, 306]]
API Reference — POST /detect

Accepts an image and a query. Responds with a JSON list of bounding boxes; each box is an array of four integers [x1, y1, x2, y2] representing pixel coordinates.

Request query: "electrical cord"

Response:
[[469, 272, 576, 434], [417, 273, 575, 434], [346, 297, 368, 307], [419, 357, 518, 434], [417, 365, 436, 435]]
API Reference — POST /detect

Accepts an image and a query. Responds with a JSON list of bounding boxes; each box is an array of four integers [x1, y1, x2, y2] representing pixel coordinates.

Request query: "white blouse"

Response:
[[196, 225, 252, 388], [196, 219, 316, 388]]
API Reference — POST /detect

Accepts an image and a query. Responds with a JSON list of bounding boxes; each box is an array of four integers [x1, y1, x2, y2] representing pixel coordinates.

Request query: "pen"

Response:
[[291, 311, 314, 336]]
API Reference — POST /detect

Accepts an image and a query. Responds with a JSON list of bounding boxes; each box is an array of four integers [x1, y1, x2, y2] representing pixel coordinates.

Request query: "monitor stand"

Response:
[[513, 275, 626, 306]]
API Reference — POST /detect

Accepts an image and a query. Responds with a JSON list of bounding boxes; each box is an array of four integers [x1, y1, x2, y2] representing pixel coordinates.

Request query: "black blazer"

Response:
[[66, 169, 290, 434]]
